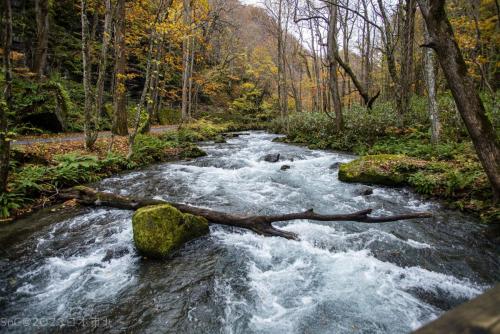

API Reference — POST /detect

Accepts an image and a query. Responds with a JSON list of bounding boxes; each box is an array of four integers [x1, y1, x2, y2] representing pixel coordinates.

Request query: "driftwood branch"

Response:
[[60, 187, 433, 240]]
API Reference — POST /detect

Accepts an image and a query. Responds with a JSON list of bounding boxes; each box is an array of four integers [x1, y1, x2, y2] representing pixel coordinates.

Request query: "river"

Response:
[[1, 132, 498, 333]]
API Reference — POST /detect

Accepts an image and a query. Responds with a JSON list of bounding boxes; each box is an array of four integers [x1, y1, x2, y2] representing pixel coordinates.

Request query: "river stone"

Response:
[[262, 153, 280, 162], [132, 204, 209, 259], [280, 165, 291, 171], [356, 186, 374, 196], [329, 162, 341, 170], [180, 145, 208, 159]]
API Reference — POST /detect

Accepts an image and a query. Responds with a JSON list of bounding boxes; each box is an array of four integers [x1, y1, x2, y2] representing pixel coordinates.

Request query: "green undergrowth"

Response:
[[2, 119, 239, 219], [271, 98, 498, 223]]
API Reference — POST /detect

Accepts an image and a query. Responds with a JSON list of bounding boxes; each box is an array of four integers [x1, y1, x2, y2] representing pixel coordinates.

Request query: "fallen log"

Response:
[[60, 186, 433, 240]]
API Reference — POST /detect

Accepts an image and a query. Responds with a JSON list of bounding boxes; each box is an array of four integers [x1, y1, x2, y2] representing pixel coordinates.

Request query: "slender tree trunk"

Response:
[[95, 0, 112, 120], [0, 0, 13, 193], [187, 37, 195, 119], [418, 0, 500, 201], [327, 2, 343, 131], [34, 0, 49, 79], [276, 0, 285, 120], [181, 0, 192, 121], [81, 0, 98, 150], [287, 60, 302, 113], [112, 0, 128, 136], [400, 0, 416, 120], [334, 54, 380, 109], [422, 22, 440, 145]]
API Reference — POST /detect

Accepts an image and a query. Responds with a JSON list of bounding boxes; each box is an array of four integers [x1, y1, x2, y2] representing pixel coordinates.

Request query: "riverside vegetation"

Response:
[[1, 117, 263, 220], [271, 95, 499, 223]]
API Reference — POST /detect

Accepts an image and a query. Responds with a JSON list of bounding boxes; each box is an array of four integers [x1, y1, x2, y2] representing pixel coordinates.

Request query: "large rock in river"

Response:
[[132, 204, 209, 259], [338, 154, 426, 186]]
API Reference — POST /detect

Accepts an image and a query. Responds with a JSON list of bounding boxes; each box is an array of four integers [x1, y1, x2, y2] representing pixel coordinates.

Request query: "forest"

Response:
[[0, 0, 499, 332], [0, 0, 498, 221]]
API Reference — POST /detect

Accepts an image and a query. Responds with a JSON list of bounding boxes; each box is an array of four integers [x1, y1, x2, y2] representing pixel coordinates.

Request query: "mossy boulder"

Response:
[[180, 145, 208, 159], [132, 204, 209, 259], [338, 154, 426, 186]]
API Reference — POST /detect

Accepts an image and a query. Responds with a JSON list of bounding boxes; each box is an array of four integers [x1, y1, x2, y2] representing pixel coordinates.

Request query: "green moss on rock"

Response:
[[132, 204, 209, 259], [338, 154, 426, 186], [180, 145, 208, 159]]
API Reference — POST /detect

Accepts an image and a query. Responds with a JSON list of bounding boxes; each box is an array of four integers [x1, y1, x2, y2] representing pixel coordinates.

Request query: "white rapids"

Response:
[[1, 132, 494, 334]]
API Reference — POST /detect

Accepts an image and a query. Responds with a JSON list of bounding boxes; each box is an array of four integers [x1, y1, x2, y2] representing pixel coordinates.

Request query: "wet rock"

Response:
[[132, 204, 209, 259], [102, 246, 130, 262], [223, 132, 250, 138], [262, 153, 280, 163], [356, 186, 374, 196], [180, 145, 208, 159], [213, 135, 226, 143], [329, 162, 340, 170], [280, 165, 291, 171]]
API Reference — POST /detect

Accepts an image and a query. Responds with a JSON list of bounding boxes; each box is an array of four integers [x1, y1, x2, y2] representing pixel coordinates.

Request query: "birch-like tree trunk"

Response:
[[422, 22, 440, 145]]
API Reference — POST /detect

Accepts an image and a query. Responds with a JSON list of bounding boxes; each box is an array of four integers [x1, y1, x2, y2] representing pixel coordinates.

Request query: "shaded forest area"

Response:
[[0, 0, 498, 222]]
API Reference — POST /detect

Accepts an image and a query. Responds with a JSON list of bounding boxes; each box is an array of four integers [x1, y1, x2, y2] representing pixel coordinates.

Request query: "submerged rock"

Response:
[[132, 204, 209, 259], [262, 153, 281, 163], [329, 162, 341, 170], [338, 154, 426, 186], [280, 165, 291, 171], [102, 246, 130, 262], [356, 186, 374, 196]]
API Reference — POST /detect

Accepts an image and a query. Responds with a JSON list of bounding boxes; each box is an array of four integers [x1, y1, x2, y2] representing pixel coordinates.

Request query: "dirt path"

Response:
[[13, 125, 178, 145]]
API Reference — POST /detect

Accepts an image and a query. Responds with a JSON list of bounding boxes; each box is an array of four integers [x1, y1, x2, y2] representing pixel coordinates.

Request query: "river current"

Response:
[[1, 132, 498, 333]]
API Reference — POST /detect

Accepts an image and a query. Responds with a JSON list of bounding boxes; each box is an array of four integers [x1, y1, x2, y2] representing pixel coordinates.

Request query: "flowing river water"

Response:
[[1, 132, 499, 334]]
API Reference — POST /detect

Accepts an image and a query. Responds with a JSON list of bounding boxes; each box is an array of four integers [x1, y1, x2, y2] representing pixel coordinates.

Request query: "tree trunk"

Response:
[[34, 0, 49, 79], [187, 37, 195, 119], [0, 0, 13, 194], [81, 0, 98, 150], [60, 187, 433, 240], [181, 0, 192, 122], [327, 2, 343, 132], [418, 0, 500, 201], [112, 0, 128, 136], [334, 54, 380, 109], [95, 0, 112, 120], [422, 22, 440, 145], [400, 0, 416, 121]]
